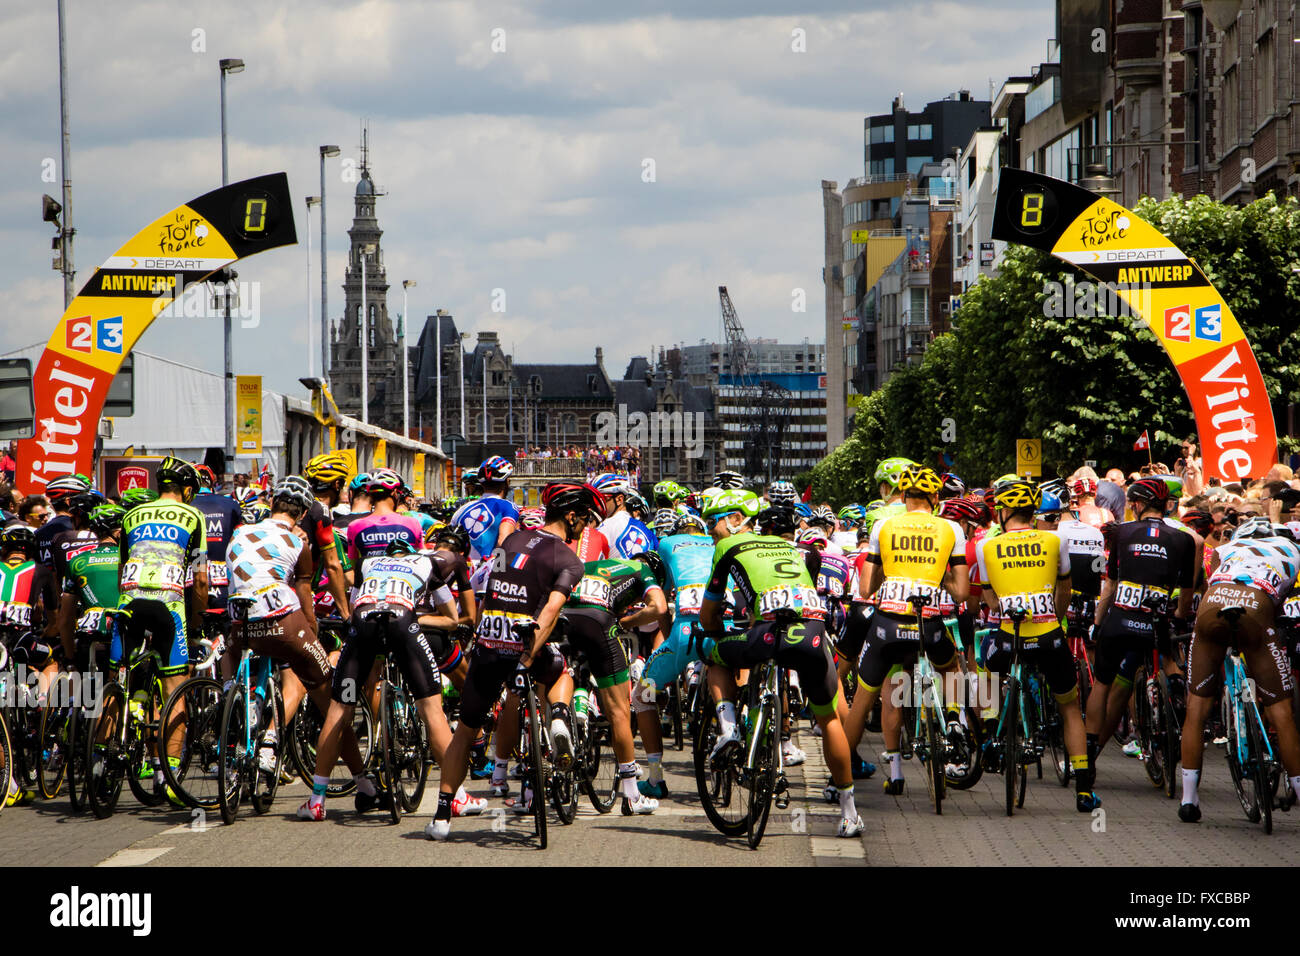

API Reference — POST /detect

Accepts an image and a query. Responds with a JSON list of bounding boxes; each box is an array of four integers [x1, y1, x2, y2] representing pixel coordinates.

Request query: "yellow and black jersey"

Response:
[[866, 510, 965, 618], [976, 528, 1070, 638]]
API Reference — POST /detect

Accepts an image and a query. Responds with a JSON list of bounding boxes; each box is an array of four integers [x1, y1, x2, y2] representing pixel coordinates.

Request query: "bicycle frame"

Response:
[[1224, 651, 1275, 771]]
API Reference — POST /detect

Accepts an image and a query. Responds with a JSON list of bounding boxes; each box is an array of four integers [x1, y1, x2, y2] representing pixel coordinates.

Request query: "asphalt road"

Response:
[[3, 724, 1296, 866]]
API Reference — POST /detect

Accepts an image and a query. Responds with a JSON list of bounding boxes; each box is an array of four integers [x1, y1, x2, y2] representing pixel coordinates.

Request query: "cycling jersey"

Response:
[[191, 491, 244, 608], [566, 558, 662, 617], [0, 555, 58, 630], [119, 499, 207, 596], [35, 513, 75, 571], [658, 533, 715, 616], [346, 511, 425, 564], [704, 533, 824, 622], [1207, 537, 1300, 602], [830, 530, 859, 552], [476, 528, 584, 652], [1056, 516, 1106, 598], [861, 501, 904, 539], [976, 528, 1071, 640], [598, 511, 658, 560], [570, 525, 611, 562], [1105, 517, 1196, 613], [63, 543, 122, 635], [815, 549, 851, 603], [402, 509, 437, 540], [866, 510, 966, 619], [451, 494, 520, 561], [355, 552, 453, 616], [426, 549, 472, 604], [50, 528, 98, 593], [227, 518, 311, 620]]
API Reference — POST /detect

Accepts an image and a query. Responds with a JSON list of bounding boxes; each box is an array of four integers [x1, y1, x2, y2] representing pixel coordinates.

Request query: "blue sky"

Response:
[[1, 0, 1053, 393]]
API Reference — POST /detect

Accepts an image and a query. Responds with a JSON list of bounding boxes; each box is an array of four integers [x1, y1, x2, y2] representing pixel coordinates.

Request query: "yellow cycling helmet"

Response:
[[304, 452, 351, 487], [896, 463, 943, 496], [992, 480, 1041, 510]]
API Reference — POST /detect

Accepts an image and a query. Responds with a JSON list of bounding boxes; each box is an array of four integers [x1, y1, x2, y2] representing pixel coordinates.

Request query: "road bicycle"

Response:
[[361, 606, 430, 824], [988, 609, 1057, 817], [38, 630, 110, 807], [510, 621, 555, 849], [157, 636, 225, 811], [897, 595, 946, 814]]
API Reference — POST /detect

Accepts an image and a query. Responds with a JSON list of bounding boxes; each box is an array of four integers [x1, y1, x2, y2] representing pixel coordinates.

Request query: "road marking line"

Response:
[[810, 836, 865, 860], [97, 847, 172, 867]]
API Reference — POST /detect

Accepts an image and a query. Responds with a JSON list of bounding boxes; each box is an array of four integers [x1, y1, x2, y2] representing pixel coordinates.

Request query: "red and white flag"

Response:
[[1133, 430, 1150, 451]]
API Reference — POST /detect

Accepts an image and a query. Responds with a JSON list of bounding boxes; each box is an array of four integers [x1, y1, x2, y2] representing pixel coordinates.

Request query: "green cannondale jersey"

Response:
[[703, 532, 825, 622], [64, 543, 122, 633], [566, 558, 661, 616]]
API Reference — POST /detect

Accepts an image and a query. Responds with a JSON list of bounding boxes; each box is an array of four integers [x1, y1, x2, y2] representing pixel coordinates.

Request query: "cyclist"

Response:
[[594, 474, 657, 559], [633, 510, 716, 798], [1178, 516, 1300, 822], [426, 481, 594, 841], [345, 470, 425, 563], [1068, 474, 1114, 531], [1086, 477, 1195, 784], [712, 470, 745, 490], [976, 480, 1095, 811], [190, 462, 244, 628], [58, 503, 124, 667], [833, 505, 864, 552], [302, 453, 354, 621], [36, 474, 91, 575], [450, 455, 519, 565], [848, 464, 968, 795], [767, 480, 798, 508]]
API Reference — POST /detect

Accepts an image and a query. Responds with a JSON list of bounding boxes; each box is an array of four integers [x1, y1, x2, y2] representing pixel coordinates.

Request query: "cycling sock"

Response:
[[1181, 768, 1200, 807], [492, 761, 508, 786], [717, 700, 737, 738], [646, 753, 663, 784], [354, 773, 376, 797], [884, 750, 902, 781], [834, 781, 857, 818], [618, 761, 640, 799], [310, 775, 329, 808], [435, 790, 453, 821]]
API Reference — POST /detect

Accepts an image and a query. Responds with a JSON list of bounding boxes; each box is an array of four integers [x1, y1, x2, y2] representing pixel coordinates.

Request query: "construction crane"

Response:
[[718, 286, 791, 485]]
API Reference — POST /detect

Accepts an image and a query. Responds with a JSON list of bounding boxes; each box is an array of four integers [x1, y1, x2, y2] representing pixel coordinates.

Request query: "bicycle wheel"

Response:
[[1076, 655, 1092, 720], [159, 676, 224, 810], [581, 715, 617, 813], [378, 680, 404, 823], [944, 720, 984, 790], [1161, 678, 1181, 800], [0, 709, 11, 818], [923, 694, 945, 815], [1223, 693, 1259, 823], [289, 695, 371, 797], [1002, 678, 1020, 817], [1136, 674, 1164, 789], [250, 682, 284, 815], [1041, 688, 1068, 787], [525, 682, 548, 849], [1245, 709, 1274, 835], [217, 684, 247, 825], [84, 683, 127, 819], [550, 721, 579, 825], [66, 707, 86, 813], [746, 685, 779, 849], [38, 674, 74, 799], [126, 678, 168, 808], [694, 700, 749, 836], [671, 679, 685, 752]]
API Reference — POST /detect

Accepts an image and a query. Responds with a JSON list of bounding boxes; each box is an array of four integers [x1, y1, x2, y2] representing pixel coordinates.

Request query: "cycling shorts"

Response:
[[856, 609, 954, 693], [980, 626, 1078, 702], [642, 615, 702, 693], [711, 617, 838, 716], [1093, 609, 1159, 686], [838, 602, 873, 662], [561, 607, 631, 688], [331, 606, 441, 703], [111, 593, 189, 676], [419, 625, 464, 673], [1188, 584, 1294, 707], [458, 643, 566, 730], [233, 609, 332, 690]]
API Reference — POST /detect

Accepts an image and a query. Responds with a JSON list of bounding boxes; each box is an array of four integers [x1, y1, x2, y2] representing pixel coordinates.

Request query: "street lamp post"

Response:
[[319, 145, 340, 386], [402, 279, 416, 438], [435, 310, 442, 452], [459, 331, 469, 447], [56, 0, 74, 308], [305, 197, 320, 376], [219, 56, 244, 478], [360, 243, 375, 425]]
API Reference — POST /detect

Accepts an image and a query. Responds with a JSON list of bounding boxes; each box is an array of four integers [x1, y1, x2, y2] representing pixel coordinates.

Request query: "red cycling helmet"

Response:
[[1070, 476, 1099, 498], [1127, 477, 1170, 507], [1180, 509, 1214, 536], [541, 481, 608, 520], [939, 496, 982, 522]]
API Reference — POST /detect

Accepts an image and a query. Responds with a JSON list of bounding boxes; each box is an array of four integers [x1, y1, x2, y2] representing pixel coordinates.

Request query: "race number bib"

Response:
[[1283, 595, 1300, 619], [575, 576, 612, 609], [875, 578, 941, 617], [1210, 558, 1285, 598], [676, 584, 706, 616], [1112, 581, 1170, 612], [0, 602, 32, 628], [76, 608, 105, 633], [122, 560, 185, 592], [357, 576, 416, 610], [936, 587, 956, 616], [476, 610, 534, 650], [821, 574, 845, 599], [756, 584, 824, 621], [188, 560, 229, 587], [997, 590, 1056, 624]]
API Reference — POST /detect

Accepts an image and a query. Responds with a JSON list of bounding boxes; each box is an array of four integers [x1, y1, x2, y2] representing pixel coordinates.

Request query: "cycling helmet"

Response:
[[45, 473, 91, 504], [939, 497, 982, 523], [1, 522, 35, 555], [795, 527, 829, 548], [809, 504, 835, 528], [873, 457, 914, 490], [992, 473, 1022, 492], [478, 455, 514, 484], [768, 480, 798, 505], [241, 503, 271, 524], [631, 550, 667, 590], [624, 491, 650, 517], [992, 481, 1041, 511], [195, 464, 219, 492], [348, 473, 371, 494], [1127, 477, 1170, 507], [793, 503, 813, 519], [702, 489, 761, 521], [713, 470, 746, 490], [591, 473, 630, 497], [235, 486, 261, 505], [672, 512, 708, 536], [542, 481, 608, 520], [1161, 475, 1184, 499], [120, 488, 158, 509], [68, 490, 106, 518], [939, 473, 966, 498], [1036, 489, 1065, 515], [1039, 477, 1067, 502], [1069, 476, 1099, 498], [518, 507, 545, 529], [365, 468, 404, 498], [653, 480, 687, 505], [757, 506, 797, 537], [653, 508, 678, 536], [434, 525, 471, 553], [88, 502, 125, 536], [1232, 515, 1274, 542], [897, 464, 943, 497], [837, 504, 865, 527], [305, 452, 351, 488], [1180, 509, 1214, 536], [461, 468, 481, 490], [156, 456, 201, 502], [271, 475, 316, 513], [385, 538, 418, 556]]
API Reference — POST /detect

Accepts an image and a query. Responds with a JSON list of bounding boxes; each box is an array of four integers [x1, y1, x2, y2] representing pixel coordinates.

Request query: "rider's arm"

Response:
[[322, 547, 349, 620], [57, 591, 78, 660], [293, 545, 317, 636], [945, 563, 970, 604], [859, 520, 884, 600], [700, 596, 722, 633], [1055, 574, 1072, 620], [619, 585, 667, 631], [1094, 577, 1115, 627]]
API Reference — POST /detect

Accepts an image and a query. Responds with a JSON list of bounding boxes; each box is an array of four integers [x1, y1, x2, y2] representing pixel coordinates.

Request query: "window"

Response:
[[967, 157, 976, 188], [869, 158, 894, 176], [1257, 31, 1276, 120], [590, 413, 603, 432], [870, 124, 894, 144], [473, 412, 492, 435], [906, 156, 928, 175], [562, 413, 577, 435], [1222, 65, 1239, 149], [907, 123, 932, 141]]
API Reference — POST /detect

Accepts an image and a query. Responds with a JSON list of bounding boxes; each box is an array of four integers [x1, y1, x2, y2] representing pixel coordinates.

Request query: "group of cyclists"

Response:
[[2, 445, 1298, 844]]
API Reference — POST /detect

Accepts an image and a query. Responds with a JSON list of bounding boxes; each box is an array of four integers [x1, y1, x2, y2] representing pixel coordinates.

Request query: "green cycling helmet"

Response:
[[1161, 475, 1183, 499], [701, 489, 762, 520], [120, 488, 159, 509], [874, 457, 916, 490]]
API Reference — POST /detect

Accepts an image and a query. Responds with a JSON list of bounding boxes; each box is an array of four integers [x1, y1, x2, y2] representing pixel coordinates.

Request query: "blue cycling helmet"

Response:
[[349, 473, 371, 493], [793, 503, 813, 519], [1036, 489, 1065, 515]]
